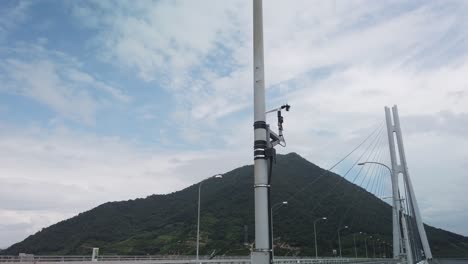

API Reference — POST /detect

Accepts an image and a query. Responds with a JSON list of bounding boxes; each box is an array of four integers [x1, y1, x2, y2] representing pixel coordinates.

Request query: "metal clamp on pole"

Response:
[[254, 248, 272, 252]]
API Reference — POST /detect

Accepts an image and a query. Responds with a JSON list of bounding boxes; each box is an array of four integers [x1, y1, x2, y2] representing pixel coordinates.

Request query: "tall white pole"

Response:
[[385, 107, 402, 259], [392, 105, 433, 260], [252, 0, 271, 264]]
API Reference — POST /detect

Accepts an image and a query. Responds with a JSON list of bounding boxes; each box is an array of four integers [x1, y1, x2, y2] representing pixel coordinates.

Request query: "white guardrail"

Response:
[[0, 255, 399, 264]]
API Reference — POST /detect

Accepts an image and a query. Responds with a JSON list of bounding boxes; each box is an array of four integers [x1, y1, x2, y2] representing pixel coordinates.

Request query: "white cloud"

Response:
[[71, 0, 252, 123], [73, 0, 247, 82], [0, 44, 130, 124]]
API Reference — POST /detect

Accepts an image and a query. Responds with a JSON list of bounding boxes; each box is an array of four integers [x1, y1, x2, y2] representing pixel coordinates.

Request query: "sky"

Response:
[[0, 0, 467, 249]]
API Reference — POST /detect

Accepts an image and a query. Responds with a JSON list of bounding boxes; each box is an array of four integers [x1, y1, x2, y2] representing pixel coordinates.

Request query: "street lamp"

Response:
[[338, 225, 348, 258], [313, 217, 327, 258], [373, 238, 378, 258], [353, 232, 363, 258], [196, 174, 223, 261], [376, 239, 381, 258], [357, 162, 392, 174], [383, 242, 387, 258], [271, 201, 288, 259], [358, 161, 400, 260], [364, 236, 372, 258], [381, 196, 405, 202]]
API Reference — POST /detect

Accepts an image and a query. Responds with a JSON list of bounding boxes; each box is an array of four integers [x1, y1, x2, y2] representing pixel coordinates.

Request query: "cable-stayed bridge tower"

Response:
[[385, 105, 433, 264]]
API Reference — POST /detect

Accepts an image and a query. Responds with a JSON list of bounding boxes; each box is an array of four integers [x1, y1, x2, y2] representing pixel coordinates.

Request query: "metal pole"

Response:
[[385, 107, 402, 259], [313, 218, 325, 259], [377, 241, 382, 258], [196, 175, 222, 261], [338, 230, 342, 258], [392, 105, 433, 260], [252, 2, 270, 263], [373, 240, 376, 258], [270, 201, 288, 260], [353, 234, 357, 258], [364, 238, 368, 258], [314, 222, 318, 259], [196, 182, 203, 261]]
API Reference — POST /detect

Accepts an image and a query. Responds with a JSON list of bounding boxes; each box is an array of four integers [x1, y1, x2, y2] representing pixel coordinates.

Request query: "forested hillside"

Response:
[[4, 153, 468, 257]]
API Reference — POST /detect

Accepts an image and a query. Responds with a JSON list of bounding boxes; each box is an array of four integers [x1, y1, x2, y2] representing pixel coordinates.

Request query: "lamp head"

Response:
[[282, 201, 288, 205], [213, 174, 223, 179], [358, 162, 365, 166], [344, 225, 348, 229], [322, 217, 327, 220]]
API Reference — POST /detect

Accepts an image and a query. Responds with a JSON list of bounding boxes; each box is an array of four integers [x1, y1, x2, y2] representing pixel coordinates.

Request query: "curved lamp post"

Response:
[[357, 162, 392, 174], [353, 232, 363, 258], [373, 238, 377, 258], [196, 174, 223, 261], [271, 201, 288, 259], [364, 235, 372, 258], [338, 225, 348, 257], [358, 161, 401, 260], [313, 217, 327, 258]]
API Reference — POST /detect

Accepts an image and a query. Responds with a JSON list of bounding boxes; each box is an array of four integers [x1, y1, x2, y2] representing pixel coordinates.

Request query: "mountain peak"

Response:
[[3, 153, 467, 257]]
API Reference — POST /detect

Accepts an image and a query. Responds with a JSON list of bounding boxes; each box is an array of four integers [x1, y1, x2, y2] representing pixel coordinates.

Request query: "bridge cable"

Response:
[[301, 125, 385, 220], [279, 122, 384, 204]]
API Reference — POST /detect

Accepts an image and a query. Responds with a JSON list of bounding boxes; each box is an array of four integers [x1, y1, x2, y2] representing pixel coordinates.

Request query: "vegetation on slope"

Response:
[[3, 153, 468, 257]]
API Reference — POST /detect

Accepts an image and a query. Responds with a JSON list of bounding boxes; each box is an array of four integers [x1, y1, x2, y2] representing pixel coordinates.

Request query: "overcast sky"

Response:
[[1, 0, 467, 249]]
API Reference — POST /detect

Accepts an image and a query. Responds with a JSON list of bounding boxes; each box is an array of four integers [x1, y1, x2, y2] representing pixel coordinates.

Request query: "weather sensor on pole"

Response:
[[266, 104, 290, 147]]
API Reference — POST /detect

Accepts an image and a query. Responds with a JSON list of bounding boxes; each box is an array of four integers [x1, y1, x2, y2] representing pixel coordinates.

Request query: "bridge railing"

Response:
[[0, 255, 399, 264]]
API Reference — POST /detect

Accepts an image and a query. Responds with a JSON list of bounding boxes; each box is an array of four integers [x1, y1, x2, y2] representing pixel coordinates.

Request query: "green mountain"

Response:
[[3, 153, 468, 257]]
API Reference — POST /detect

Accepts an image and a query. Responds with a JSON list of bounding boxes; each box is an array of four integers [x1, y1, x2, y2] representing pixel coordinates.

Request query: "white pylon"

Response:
[[391, 106, 433, 260], [385, 105, 433, 263], [385, 107, 402, 260]]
